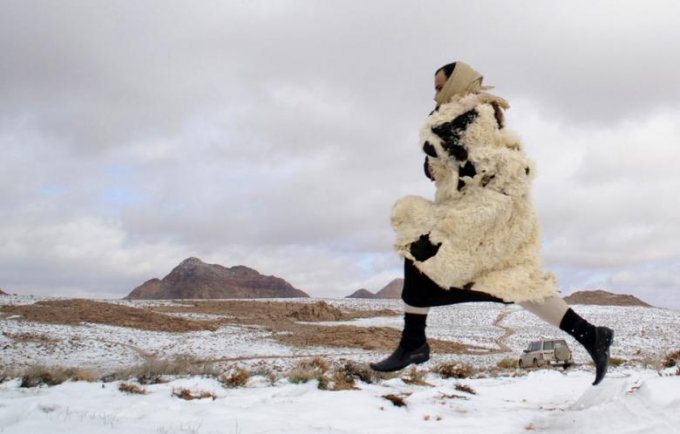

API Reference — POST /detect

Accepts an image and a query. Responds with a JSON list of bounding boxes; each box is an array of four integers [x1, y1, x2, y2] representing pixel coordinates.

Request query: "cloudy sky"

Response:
[[1, 1, 679, 309]]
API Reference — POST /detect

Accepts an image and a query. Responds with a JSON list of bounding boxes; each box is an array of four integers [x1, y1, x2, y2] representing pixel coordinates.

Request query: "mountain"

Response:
[[346, 278, 404, 299], [564, 289, 651, 307], [346, 289, 378, 299], [125, 257, 309, 300], [0, 288, 7, 296], [375, 278, 403, 299]]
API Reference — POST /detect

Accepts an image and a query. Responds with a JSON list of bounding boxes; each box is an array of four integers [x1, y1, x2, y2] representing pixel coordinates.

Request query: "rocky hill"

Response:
[[375, 278, 403, 299], [125, 257, 309, 300], [346, 289, 378, 299], [346, 278, 403, 299], [0, 288, 7, 296], [564, 289, 651, 307]]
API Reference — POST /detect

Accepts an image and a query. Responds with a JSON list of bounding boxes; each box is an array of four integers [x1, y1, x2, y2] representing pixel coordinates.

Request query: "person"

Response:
[[370, 61, 614, 386]]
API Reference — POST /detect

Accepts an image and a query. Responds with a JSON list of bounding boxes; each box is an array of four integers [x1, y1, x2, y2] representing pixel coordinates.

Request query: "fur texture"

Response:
[[392, 92, 557, 303]]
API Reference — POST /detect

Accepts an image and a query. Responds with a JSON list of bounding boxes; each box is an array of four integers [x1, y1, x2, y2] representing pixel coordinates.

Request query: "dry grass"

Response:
[[172, 387, 217, 400], [285, 358, 367, 391], [288, 357, 330, 386], [609, 356, 626, 367], [455, 383, 476, 395], [401, 366, 433, 386], [439, 392, 469, 400], [218, 365, 250, 388], [118, 382, 148, 395], [661, 349, 680, 368], [433, 362, 476, 379], [496, 358, 518, 369], [382, 393, 408, 407], [335, 360, 383, 384], [107, 354, 217, 384], [18, 365, 99, 388]]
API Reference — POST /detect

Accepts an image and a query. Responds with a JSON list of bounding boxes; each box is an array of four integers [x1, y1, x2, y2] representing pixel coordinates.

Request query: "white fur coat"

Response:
[[392, 92, 557, 303]]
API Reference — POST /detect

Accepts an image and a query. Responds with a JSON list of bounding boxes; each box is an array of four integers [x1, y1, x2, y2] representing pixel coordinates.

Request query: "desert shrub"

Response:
[[496, 358, 518, 369], [118, 382, 148, 395], [661, 349, 680, 368], [20, 365, 71, 388], [107, 354, 217, 384], [609, 357, 626, 367], [401, 366, 431, 386], [172, 387, 217, 401], [336, 360, 382, 384], [318, 368, 357, 391], [433, 362, 476, 379], [288, 357, 330, 385], [382, 393, 407, 407], [454, 383, 476, 395], [219, 365, 249, 388], [17, 365, 100, 388]]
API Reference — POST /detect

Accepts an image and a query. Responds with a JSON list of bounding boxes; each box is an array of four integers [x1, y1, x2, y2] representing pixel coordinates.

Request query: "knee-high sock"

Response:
[[519, 295, 570, 327], [399, 312, 427, 351], [403, 302, 430, 315]]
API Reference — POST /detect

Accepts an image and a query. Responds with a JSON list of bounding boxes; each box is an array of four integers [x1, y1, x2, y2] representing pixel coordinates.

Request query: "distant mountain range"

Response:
[[346, 278, 403, 299], [125, 257, 309, 300], [0, 288, 7, 296], [564, 289, 651, 307], [123, 257, 652, 306]]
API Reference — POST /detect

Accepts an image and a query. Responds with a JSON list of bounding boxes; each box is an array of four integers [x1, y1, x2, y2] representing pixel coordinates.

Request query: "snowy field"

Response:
[[1, 296, 680, 433]]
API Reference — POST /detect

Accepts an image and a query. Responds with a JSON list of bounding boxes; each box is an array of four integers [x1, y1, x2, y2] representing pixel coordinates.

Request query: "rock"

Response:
[[125, 257, 309, 300], [563, 289, 651, 307]]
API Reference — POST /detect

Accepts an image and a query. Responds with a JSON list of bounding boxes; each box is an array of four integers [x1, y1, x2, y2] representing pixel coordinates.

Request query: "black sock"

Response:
[[559, 308, 596, 351], [399, 313, 427, 351]]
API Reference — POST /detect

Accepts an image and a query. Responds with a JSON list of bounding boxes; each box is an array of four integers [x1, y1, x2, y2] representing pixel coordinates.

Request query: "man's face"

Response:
[[434, 70, 448, 96]]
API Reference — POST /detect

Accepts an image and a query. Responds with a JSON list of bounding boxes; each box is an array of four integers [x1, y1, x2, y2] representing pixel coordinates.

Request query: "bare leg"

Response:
[[520, 295, 614, 386]]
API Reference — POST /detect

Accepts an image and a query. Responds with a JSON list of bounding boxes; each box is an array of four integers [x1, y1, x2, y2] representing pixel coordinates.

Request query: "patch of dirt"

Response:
[[2, 331, 61, 345], [287, 301, 344, 321], [276, 323, 489, 354], [151, 300, 398, 324], [0, 299, 486, 354], [0, 299, 218, 332]]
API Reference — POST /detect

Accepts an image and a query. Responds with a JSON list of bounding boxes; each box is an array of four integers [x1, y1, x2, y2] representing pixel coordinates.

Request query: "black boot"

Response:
[[370, 313, 430, 372], [559, 308, 614, 386]]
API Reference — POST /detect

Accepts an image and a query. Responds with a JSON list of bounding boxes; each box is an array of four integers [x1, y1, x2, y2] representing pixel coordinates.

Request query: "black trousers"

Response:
[[401, 260, 512, 308]]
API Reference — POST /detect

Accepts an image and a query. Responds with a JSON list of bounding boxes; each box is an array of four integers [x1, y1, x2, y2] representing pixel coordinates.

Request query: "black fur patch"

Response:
[[459, 161, 477, 178], [445, 143, 468, 161], [423, 157, 435, 181], [423, 141, 438, 158], [431, 109, 478, 161], [525, 167, 530, 175], [409, 234, 441, 262]]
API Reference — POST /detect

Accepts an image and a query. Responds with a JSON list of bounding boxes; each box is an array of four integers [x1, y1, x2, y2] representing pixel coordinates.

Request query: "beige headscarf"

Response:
[[434, 61, 494, 105]]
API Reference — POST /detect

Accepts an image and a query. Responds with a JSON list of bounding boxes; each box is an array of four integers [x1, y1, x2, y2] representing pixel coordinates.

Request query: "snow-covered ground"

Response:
[[1, 368, 678, 433], [1, 296, 679, 433]]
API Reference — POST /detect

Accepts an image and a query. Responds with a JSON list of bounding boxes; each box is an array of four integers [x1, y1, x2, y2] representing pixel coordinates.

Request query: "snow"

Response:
[[2, 296, 680, 433], [1, 369, 679, 433]]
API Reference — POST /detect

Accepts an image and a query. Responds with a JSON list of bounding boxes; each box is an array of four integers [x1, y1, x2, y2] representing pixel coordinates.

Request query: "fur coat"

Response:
[[391, 92, 557, 303]]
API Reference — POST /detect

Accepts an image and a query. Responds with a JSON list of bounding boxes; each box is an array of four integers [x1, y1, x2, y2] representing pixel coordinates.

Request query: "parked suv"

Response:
[[518, 339, 573, 368]]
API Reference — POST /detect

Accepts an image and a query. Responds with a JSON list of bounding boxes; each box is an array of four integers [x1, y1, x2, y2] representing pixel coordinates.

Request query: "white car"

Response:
[[518, 339, 573, 368]]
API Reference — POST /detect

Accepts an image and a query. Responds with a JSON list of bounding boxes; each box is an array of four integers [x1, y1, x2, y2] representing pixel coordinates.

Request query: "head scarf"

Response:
[[434, 61, 494, 105]]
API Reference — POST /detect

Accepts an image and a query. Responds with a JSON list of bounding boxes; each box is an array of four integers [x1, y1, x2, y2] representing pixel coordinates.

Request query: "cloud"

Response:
[[1, 1, 679, 309]]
